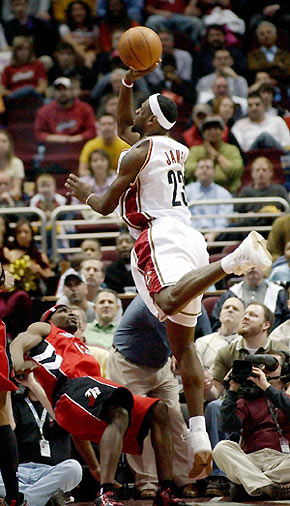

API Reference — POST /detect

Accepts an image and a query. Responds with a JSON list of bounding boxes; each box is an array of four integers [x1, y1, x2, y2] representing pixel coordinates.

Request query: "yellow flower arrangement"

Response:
[[9, 255, 38, 292]]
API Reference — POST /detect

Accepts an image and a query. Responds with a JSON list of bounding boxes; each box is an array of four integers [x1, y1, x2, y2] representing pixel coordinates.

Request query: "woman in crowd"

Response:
[[59, 0, 100, 68], [0, 36, 47, 99], [0, 131, 24, 200]]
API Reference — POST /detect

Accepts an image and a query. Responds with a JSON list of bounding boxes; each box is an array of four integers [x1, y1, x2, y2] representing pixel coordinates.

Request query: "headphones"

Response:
[[280, 350, 290, 384]]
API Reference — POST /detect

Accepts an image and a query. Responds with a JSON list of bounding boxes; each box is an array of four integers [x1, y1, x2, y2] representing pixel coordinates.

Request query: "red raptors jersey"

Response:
[[28, 323, 102, 404], [0, 319, 17, 391]]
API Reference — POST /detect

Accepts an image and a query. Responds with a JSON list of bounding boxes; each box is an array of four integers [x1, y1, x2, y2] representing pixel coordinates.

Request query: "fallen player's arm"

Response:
[[10, 322, 50, 374], [17, 372, 55, 419], [65, 142, 149, 215]]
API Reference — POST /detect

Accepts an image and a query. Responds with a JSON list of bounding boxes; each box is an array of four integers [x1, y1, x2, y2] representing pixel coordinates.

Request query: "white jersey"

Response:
[[118, 135, 191, 239]]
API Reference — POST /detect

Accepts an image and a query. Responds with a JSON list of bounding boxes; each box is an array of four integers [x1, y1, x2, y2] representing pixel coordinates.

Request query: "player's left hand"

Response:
[[65, 174, 94, 203]]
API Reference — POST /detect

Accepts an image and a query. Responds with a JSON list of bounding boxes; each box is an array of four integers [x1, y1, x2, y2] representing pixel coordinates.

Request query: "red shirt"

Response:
[[34, 98, 96, 142], [146, 0, 187, 14], [1, 61, 47, 91]]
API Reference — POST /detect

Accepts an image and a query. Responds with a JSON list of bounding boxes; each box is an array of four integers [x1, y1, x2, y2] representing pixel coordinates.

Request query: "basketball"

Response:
[[118, 26, 162, 71]]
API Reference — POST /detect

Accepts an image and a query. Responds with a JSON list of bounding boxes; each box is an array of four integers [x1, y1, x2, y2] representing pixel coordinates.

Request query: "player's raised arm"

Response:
[[10, 322, 50, 374]]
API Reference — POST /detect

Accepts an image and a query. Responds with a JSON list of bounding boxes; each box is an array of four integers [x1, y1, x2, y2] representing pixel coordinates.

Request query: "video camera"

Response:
[[227, 354, 280, 399]]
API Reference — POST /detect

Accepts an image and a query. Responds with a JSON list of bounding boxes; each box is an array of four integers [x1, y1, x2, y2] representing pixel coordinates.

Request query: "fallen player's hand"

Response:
[[65, 173, 94, 203]]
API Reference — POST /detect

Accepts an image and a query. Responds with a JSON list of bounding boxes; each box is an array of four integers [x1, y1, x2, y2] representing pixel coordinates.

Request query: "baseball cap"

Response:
[[193, 104, 212, 116], [53, 77, 71, 88], [202, 115, 224, 132], [64, 273, 84, 286], [41, 304, 68, 322]]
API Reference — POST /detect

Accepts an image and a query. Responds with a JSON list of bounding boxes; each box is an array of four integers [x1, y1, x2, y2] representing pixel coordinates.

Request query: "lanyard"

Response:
[[25, 397, 47, 440], [266, 399, 284, 438]]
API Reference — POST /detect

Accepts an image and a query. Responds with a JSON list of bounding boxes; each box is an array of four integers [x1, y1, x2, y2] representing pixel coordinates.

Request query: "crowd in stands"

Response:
[[1, 0, 290, 504]]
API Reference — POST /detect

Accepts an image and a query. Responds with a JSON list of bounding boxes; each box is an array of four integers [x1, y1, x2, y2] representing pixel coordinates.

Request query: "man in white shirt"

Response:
[[197, 49, 248, 101], [186, 157, 233, 243], [231, 91, 290, 153]]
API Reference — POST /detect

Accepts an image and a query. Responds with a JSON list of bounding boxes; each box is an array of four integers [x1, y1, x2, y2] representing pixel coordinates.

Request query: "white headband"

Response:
[[148, 94, 176, 130]]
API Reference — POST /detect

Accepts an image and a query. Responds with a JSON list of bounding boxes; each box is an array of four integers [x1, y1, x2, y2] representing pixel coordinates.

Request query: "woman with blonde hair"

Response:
[[0, 130, 24, 200], [0, 36, 47, 99]]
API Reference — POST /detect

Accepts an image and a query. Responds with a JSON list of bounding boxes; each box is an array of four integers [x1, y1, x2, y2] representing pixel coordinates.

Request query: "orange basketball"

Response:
[[118, 26, 162, 71]]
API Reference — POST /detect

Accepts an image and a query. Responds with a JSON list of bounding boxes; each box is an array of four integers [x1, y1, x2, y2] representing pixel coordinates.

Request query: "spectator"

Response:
[[247, 21, 290, 86], [51, 0, 95, 23], [214, 351, 290, 500], [80, 238, 102, 259], [95, 27, 126, 77], [2, 1, 51, 22], [0, 173, 25, 212], [34, 77, 96, 145], [200, 75, 248, 116], [193, 24, 247, 82], [74, 149, 116, 206], [212, 95, 241, 131], [47, 41, 95, 95], [98, 0, 140, 53], [79, 113, 129, 175], [231, 91, 290, 153], [145, 0, 202, 45], [185, 115, 244, 193], [0, 36, 47, 100], [269, 240, 290, 283], [59, 0, 100, 69], [97, 93, 118, 119], [1, 374, 82, 506], [83, 288, 119, 346], [80, 257, 105, 302], [211, 267, 290, 332], [4, 0, 59, 57], [55, 251, 86, 298], [107, 295, 198, 499], [0, 130, 24, 200], [196, 297, 245, 372], [268, 215, 290, 262], [270, 287, 290, 348], [104, 231, 135, 293], [97, 0, 143, 23], [145, 28, 193, 89], [185, 157, 233, 243], [57, 272, 96, 322], [196, 49, 248, 102], [258, 82, 286, 117], [183, 103, 212, 148]]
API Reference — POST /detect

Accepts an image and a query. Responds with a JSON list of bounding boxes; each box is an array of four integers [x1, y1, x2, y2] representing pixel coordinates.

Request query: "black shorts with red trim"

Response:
[[0, 319, 17, 392], [53, 375, 159, 455]]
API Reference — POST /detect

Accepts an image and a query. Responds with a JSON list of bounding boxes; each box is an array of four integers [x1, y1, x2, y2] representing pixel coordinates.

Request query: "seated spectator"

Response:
[[145, 0, 203, 45], [4, 0, 59, 57], [1, 374, 82, 506], [98, 0, 140, 53], [104, 231, 135, 293], [51, 0, 95, 23], [29, 173, 68, 257], [185, 157, 233, 243], [258, 82, 287, 117], [34, 76, 96, 145], [97, 0, 143, 23], [2, 0, 51, 22], [57, 272, 96, 322], [183, 103, 212, 148], [80, 257, 106, 302], [0, 130, 24, 200], [247, 70, 286, 107], [196, 297, 244, 372], [200, 75, 247, 117], [79, 113, 129, 175], [197, 49, 248, 102], [269, 240, 290, 283], [0, 36, 47, 101], [83, 288, 119, 346], [59, 0, 100, 69], [145, 28, 193, 90], [247, 21, 290, 87], [211, 267, 290, 332], [214, 351, 290, 501], [212, 95, 240, 133], [55, 251, 86, 298], [47, 41, 96, 95], [193, 24, 247, 82], [231, 91, 290, 153], [80, 238, 102, 259], [75, 149, 116, 200], [0, 173, 25, 218], [95, 27, 127, 77], [97, 93, 118, 118], [185, 115, 244, 193], [268, 215, 290, 262]]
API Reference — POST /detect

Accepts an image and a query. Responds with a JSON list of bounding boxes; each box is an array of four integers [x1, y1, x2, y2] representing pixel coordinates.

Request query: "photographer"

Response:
[[213, 352, 290, 501]]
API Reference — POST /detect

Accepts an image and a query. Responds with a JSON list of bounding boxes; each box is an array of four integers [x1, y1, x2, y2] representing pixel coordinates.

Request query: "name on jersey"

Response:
[[164, 149, 187, 166]]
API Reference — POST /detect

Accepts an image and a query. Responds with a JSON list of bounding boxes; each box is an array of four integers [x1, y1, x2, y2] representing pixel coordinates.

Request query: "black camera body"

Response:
[[229, 354, 279, 399]]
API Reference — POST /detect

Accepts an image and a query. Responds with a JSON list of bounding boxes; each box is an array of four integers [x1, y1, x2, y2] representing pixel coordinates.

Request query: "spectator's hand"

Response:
[[125, 60, 161, 83], [204, 140, 218, 160], [220, 66, 237, 79], [67, 135, 83, 143], [248, 366, 270, 391], [204, 369, 213, 391], [263, 4, 280, 16], [170, 355, 177, 372], [204, 232, 218, 244], [0, 192, 14, 206], [65, 173, 94, 203], [29, 261, 41, 274], [0, 270, 14, 292]]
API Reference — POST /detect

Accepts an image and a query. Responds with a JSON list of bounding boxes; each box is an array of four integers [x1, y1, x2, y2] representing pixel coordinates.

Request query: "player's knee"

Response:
[[109, 406, 129, 434]]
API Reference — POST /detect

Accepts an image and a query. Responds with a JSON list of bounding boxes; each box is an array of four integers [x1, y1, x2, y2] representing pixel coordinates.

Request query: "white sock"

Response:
[[189, 415, 206, 432], [221, 253, 236, 274]]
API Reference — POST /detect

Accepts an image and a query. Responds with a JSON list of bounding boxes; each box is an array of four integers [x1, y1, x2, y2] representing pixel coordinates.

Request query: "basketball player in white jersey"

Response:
[[66, 64, 272, 481]]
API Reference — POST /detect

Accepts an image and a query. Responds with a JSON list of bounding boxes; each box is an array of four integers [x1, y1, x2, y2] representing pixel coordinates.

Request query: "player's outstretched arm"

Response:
[[10, 322, 50, 374], [66, 142, 149, 215]]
